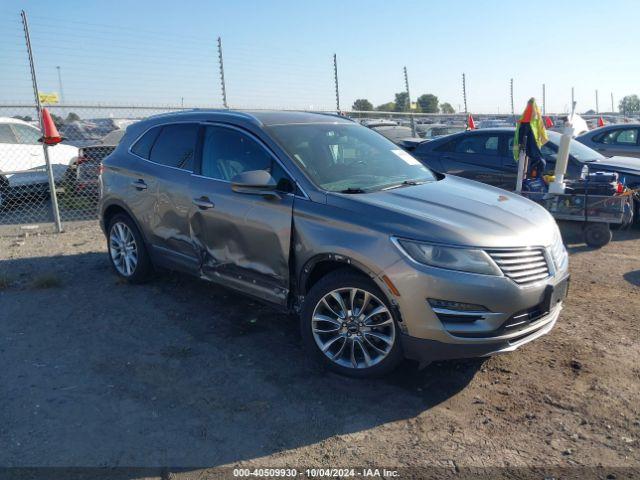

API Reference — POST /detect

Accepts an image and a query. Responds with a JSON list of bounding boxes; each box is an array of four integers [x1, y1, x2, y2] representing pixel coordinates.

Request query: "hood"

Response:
[[591, 156, 640, 175], [327, 175, 557, 248]]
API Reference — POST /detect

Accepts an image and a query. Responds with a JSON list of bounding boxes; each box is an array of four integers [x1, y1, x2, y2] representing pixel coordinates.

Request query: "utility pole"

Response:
[[333, 53, 340, 112], [462, 73, 468, 114], [611, 92, 615, 113], [21, 10, 62, 233], [571, 87, 575, 111], [595, 89, 599, 114], [542, 83, 546, 115], [56, 66, 65, 104], [403, 66, 416, 137], [510, 78, 514, 119], [217, 36, 228, 108]]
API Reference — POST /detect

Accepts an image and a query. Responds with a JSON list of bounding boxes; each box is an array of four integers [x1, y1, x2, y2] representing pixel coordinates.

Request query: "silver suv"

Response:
[[99, 110, 569, 378]]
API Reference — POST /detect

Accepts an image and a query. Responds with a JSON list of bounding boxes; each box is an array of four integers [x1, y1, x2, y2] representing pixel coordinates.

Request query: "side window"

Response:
[[434, 138, 458, 152], [454, 135, 499, 156], [201, 126, 293, 192], [149, 124, 199, 171], [0, 124, 18, 143], [599, 128, 638, 145], [131, 126, 161, 159], [12, 124, 41, 144]]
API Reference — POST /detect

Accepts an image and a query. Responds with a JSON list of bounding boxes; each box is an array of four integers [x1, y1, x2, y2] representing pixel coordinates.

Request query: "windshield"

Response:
[[546, 131, 604, 162], [268, 123, 436, 192]]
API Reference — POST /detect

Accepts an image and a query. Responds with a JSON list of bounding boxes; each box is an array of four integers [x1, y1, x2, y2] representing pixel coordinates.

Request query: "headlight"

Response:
[[550, 228, 568, 271], [394, 238, 502, 276]]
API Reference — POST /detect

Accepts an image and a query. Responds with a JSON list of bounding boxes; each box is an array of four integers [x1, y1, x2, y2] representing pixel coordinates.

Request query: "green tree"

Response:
[[394, 92, 409, 111], [416, 94, 439, 113], [65, 112, 80, 123], [352, 99, 373, 111], [619, 94, 640, 115], [376, 102, 396, 112], [440, 102, 455, 114]]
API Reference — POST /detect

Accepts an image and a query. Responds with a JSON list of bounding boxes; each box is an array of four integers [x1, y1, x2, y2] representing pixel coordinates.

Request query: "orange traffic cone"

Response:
[[467, 114, 476, 130], [544, 116, 554, 128], [597, 116, 605, 127], [40, 108, 62, 145]]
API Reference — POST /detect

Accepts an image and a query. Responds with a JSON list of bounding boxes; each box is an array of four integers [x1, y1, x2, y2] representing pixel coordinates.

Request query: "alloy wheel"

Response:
[[311, 287, 395, 369], [109, 221, 138, 276]]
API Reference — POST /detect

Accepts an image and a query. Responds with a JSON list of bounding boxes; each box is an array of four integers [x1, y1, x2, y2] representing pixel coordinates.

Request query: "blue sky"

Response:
[[1, 0, 638, 113]]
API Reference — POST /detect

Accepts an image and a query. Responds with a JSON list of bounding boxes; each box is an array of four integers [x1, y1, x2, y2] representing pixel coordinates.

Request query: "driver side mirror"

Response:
[[231, 170, 280, 198]]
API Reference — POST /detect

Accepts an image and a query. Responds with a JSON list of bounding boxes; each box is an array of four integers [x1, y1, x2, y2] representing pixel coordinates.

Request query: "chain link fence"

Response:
[[0, 9, 635, 236]]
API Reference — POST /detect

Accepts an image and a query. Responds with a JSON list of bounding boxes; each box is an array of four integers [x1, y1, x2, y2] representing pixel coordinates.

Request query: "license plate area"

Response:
[[543, 275, 570, 313]]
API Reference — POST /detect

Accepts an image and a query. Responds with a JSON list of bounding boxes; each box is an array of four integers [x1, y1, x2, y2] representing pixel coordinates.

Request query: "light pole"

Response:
[[56, 66, 65, 104]]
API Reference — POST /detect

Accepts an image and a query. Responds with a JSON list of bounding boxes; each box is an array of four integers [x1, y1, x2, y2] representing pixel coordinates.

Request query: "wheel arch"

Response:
[[101, 200, 149, 244]]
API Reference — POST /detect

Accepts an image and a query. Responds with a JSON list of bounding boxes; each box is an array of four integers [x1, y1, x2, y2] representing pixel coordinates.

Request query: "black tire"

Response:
[[300, 269, 403, 378], [107, 213, 153, 283], [584, 222, 612, 248]]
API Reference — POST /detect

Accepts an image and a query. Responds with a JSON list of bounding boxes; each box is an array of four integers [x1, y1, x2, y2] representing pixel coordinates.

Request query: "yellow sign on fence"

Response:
[[38, 92, 59, 104]]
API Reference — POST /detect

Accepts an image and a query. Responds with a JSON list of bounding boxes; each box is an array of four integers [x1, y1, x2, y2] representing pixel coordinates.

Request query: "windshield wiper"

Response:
[[339, 187, 367, 194], [382, 179, 428, 190]]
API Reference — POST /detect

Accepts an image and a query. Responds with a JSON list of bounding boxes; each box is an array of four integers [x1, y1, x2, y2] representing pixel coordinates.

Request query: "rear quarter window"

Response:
[[149, 123, 199, 171], [130, 126, 161, 159]]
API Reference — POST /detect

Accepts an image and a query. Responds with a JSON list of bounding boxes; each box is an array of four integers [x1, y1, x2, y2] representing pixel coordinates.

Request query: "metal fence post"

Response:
[[571, 87, 575, 110], [510, 78, 514, 121], [595, 89, 599, 114], [333, 53, 340, 112], [462, 73, 468, 115], [217, 36, 228, 109], [403, 66, 416, 137], [21, 10, 62, 233], [611, 92, 614, 113], [542, 83, 546, 116]]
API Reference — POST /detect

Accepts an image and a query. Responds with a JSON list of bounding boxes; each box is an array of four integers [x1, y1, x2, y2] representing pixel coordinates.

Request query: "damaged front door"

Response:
[[188, 125, 296, 306]]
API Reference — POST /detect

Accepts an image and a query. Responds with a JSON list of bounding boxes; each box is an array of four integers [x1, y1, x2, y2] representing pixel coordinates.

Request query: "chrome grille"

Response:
[[486, 248, 550, 285]]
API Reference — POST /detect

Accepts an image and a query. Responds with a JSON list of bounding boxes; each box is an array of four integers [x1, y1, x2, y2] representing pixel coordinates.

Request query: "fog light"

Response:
[[428, 299, 488, 312]]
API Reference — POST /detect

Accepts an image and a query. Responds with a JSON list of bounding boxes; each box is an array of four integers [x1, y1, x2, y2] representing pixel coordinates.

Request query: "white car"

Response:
[[0, 117, 78, 202]]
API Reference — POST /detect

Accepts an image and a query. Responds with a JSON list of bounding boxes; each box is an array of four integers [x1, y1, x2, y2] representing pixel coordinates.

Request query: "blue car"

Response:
[[410, 128, 640, 192]]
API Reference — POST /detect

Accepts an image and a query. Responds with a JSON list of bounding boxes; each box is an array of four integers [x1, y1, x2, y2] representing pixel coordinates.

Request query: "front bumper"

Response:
[[380, 255, 568, 360], [400, 302, 560, 363]]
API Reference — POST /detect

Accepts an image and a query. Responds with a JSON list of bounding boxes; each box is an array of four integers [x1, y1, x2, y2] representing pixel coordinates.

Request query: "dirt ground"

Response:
[[0, 221, 639, 478]]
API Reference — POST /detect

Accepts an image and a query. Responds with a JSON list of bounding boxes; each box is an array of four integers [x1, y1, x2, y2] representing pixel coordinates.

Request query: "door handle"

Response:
[[192, 196, 215, 209], [131, 179, 147, 190]]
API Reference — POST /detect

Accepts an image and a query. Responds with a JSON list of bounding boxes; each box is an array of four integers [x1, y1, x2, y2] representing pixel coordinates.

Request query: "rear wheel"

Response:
[[107, 214, 152, 283], [301, 270, 403, 378]]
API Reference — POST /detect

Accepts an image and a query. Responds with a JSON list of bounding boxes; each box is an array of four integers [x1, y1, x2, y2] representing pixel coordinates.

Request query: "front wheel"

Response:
[[300, 269, 403, 378]]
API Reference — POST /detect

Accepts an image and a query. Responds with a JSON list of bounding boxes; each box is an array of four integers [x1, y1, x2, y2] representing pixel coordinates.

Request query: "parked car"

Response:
[[60, 118, 135, 147], [416, 123, 466, 139], [576, 124, 640, 159], [412, 128, 640, 191], [477, 119, 514, 129], [72, 128, 126, 192], [548, 114, 589, 137], [99, 110, 568, 378], [59, 120, 112, 147], [0, 117, 78, 205]]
